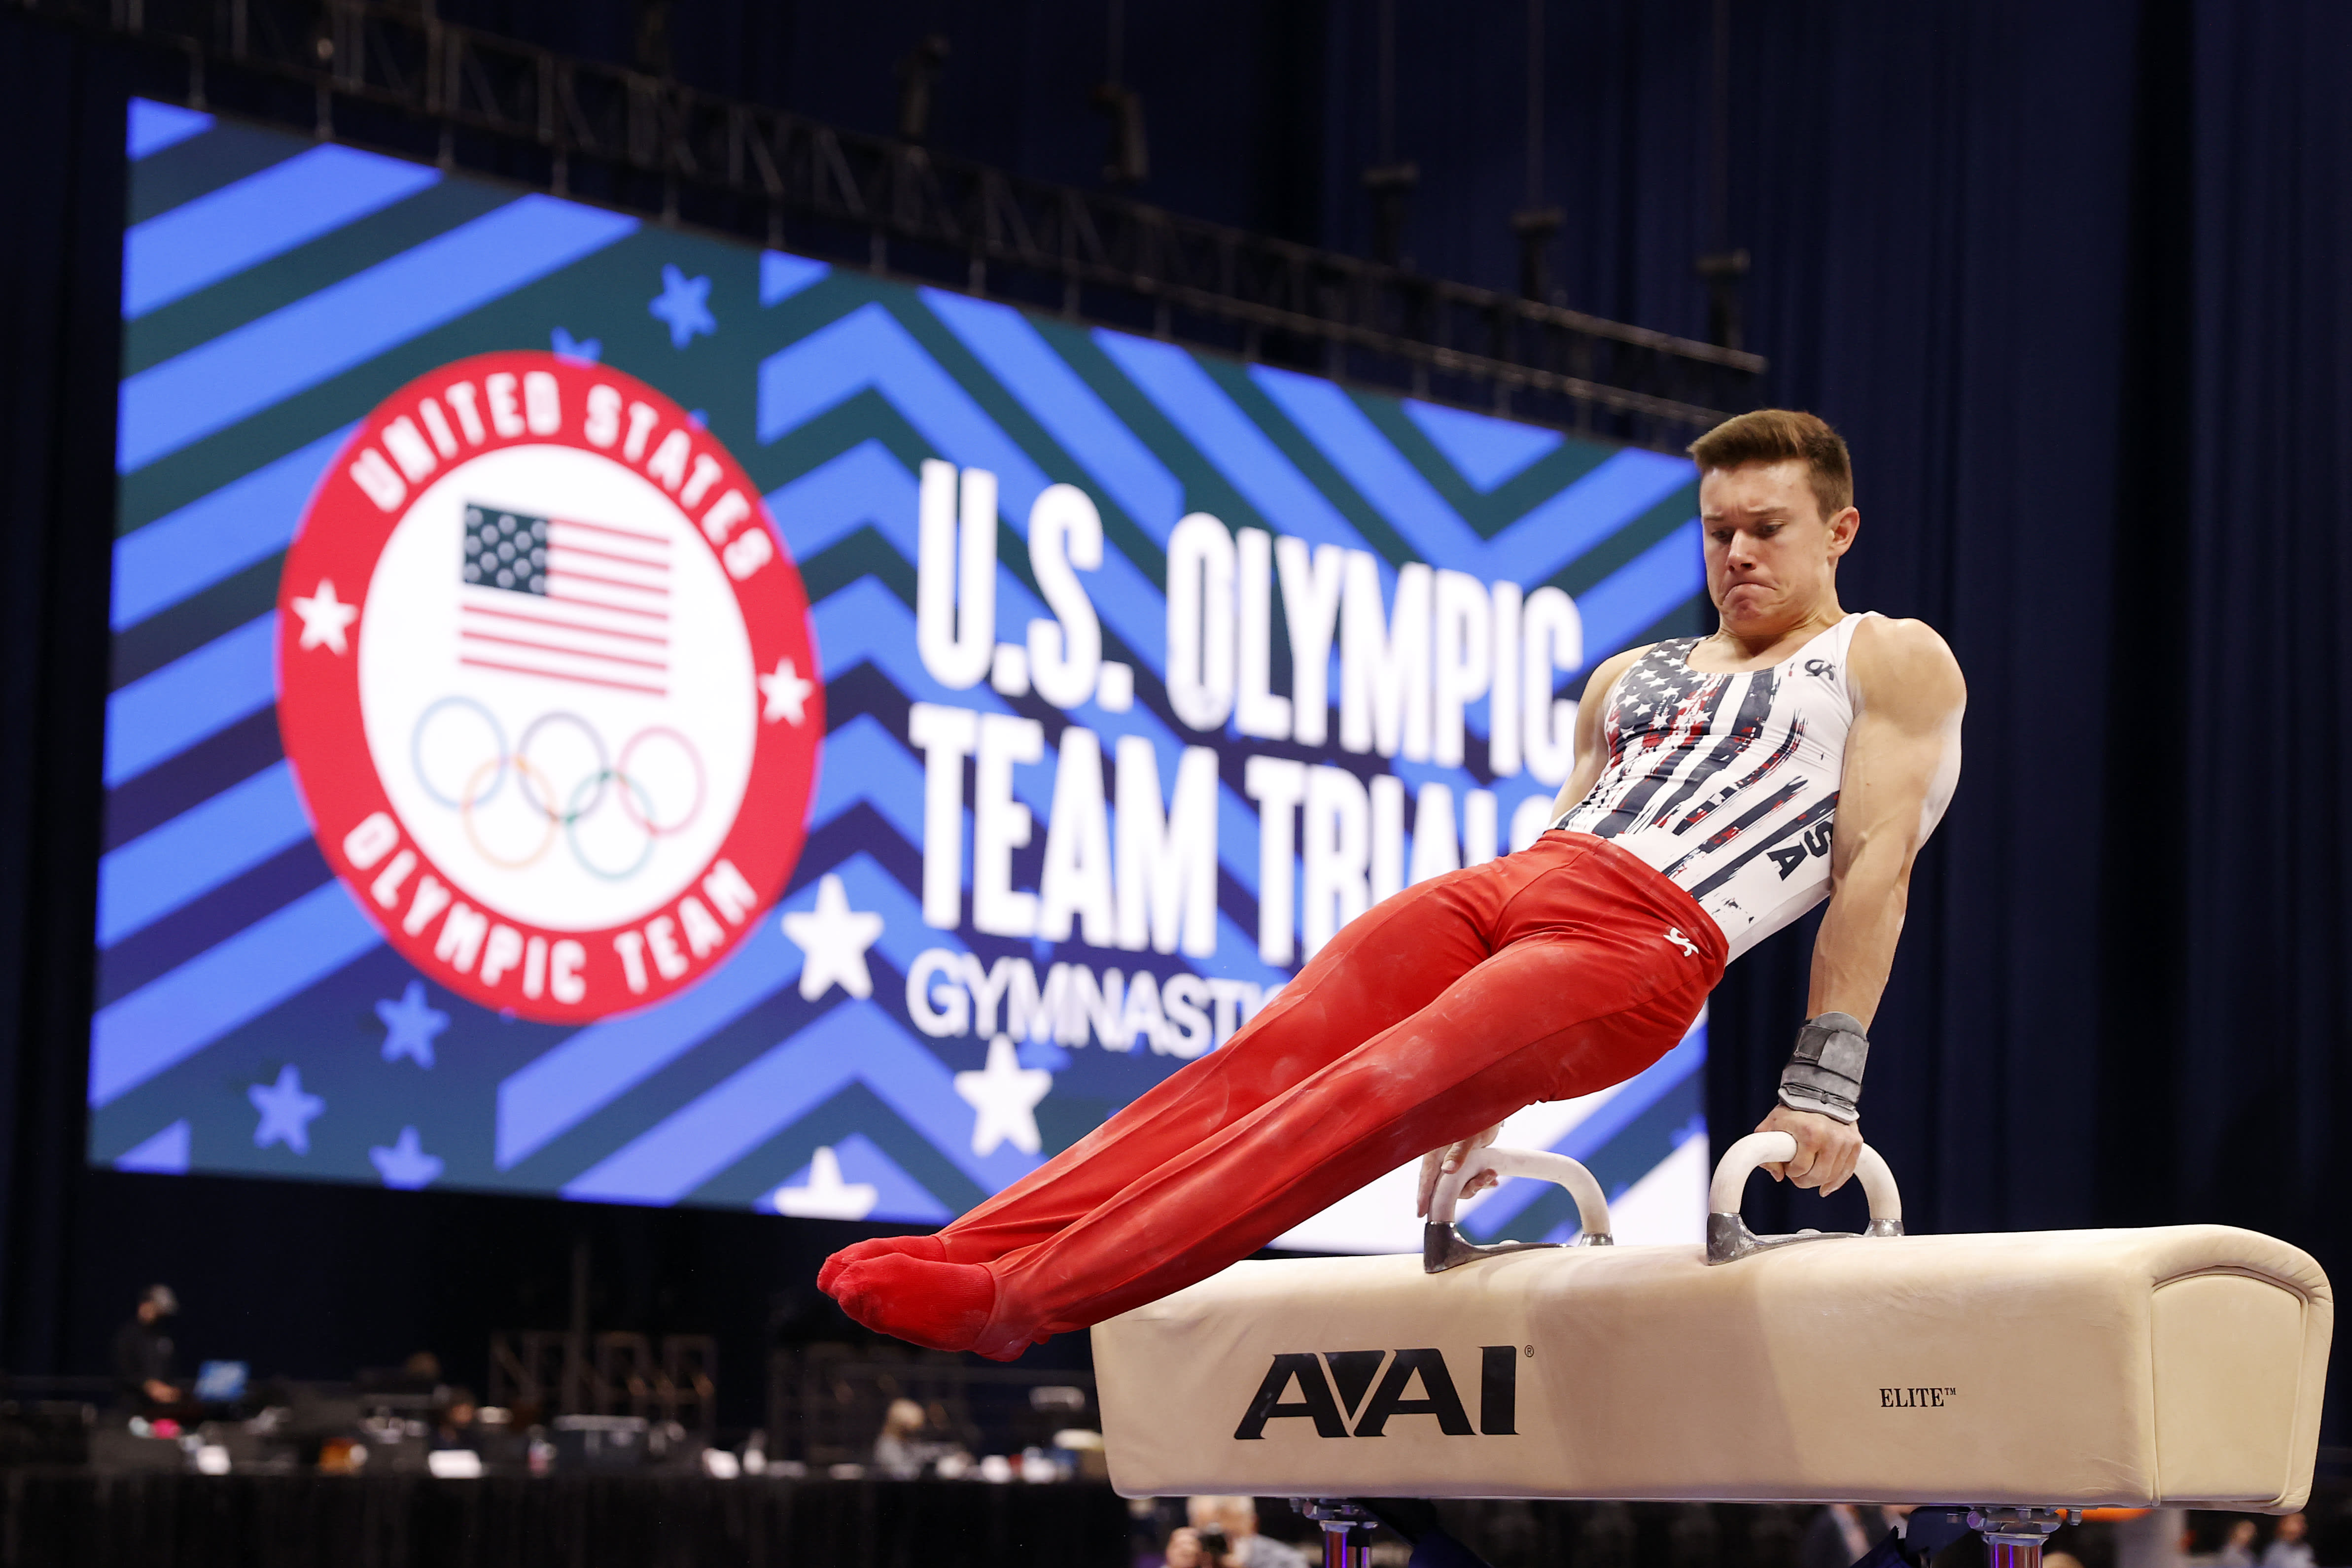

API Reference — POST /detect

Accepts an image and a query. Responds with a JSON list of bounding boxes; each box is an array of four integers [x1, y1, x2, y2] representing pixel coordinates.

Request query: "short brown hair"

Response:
[[1687, 409, 1854, 521]]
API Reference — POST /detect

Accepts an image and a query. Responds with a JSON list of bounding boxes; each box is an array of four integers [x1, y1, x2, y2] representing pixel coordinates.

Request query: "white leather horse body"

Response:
[[1092, 1136, 2330, 1515]]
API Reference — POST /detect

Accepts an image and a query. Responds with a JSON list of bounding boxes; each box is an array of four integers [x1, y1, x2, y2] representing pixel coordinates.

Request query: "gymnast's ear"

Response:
[[1825, 504, 1860, 561]]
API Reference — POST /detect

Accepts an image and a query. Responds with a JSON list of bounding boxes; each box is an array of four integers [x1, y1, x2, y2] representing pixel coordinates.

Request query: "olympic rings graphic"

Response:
[[413, 696, 508, 810], [460, 754, 560, 870], [566, 769, 659, 881], [618, 727, 705, 836], [516, 710, 609, 823], [409, 699, 706, 879]]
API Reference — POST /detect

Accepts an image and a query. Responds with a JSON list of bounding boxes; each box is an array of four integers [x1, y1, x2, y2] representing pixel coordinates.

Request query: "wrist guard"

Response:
[[1778, 1011, 1868, 1124]]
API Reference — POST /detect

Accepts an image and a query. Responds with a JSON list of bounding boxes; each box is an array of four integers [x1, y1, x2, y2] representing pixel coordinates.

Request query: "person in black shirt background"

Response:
[[110, 1284, 180, 1408]]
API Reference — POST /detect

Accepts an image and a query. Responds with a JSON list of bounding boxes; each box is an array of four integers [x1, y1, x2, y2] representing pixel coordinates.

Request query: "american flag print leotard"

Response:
[[1552, 613, 1943, 960]]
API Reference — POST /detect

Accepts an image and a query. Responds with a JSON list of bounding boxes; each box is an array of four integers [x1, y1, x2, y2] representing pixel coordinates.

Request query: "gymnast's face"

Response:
[[1698, 458, 1859, 639]]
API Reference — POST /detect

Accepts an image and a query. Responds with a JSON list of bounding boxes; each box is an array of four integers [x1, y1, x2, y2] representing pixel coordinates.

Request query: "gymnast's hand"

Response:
[[1416, 1122, 1506, 1218], [1753, 1104, 1863, 1194]]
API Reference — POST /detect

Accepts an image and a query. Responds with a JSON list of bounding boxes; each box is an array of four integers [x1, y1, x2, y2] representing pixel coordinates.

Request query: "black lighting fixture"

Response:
[[1696, 249, 1751, 354], [1511, 0, 1563, 303], [895, 33, 951, 144], [1694, 0, 1749, 350], [633, 0, 673, 81], [1361, 0, 1419, 267], [1093, 81, 1149, 187], [1093, 0, 1148, 187]]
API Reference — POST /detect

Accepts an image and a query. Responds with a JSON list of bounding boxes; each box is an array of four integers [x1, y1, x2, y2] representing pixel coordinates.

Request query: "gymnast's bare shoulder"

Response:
[[1847, 614, 1966, 719], [1839, 614, 1966, 833]]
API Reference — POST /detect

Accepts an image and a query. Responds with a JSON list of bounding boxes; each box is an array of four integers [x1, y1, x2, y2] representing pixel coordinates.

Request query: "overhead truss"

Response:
[[31, 0, 1765, 446]]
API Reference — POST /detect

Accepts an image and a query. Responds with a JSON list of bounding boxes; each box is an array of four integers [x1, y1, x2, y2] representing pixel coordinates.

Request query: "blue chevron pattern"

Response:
[[89, 100, 1713, 1250]]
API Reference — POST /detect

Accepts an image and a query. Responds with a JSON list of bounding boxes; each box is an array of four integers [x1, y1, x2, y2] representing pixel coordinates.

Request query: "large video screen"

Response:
[[94, 98, 1711, 1251]]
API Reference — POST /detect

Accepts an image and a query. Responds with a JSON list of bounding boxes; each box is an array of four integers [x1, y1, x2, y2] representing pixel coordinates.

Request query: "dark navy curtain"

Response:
[[1702, 0, 2352, 1272], [2170, 0, 2352, 1258], [0, 11, 126, 1375]]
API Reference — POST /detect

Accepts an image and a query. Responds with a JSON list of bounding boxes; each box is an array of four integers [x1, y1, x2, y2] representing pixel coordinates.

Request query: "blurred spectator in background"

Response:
[[110, 1285, 179, 1408], [2263, 1514, 2313, 1568], [1801, 1505, 1909, 1568], [873, 1397, 927, 1477], [1162, 1525, 1218, 1568], [432, 1386, 481, 1451], [1165, 1498, 1309, 1568], [2220, 1519, 2262, 1568], [404, 1351, 445, 1392], [872, 1396, 967, 1479]]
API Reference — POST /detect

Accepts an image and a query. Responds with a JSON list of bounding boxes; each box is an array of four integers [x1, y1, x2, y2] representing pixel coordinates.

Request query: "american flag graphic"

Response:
[[457, 504, 668, 696]]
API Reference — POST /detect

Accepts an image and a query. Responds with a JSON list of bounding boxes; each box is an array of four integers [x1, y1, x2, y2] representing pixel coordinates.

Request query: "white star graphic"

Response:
[[778, 872, 884, 1001], [375, 980, 449, 1068], [290, 579, 360, 655], [759, 657, 815, 725], [954, 1034, 1053, 1157], [248, 1065, 325, 1154], [767, 1145, 880, 1219], [369, 1126, 445, 1189]]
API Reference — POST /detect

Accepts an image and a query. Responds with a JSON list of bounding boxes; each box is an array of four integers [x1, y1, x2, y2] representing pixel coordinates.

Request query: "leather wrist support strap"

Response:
[[1778, 1011, 1869, 1124]]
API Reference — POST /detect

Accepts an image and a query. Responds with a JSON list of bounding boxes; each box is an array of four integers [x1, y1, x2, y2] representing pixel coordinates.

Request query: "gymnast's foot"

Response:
[[817, 1234, 946, 1294], [828, 1254, 1016, 1358]]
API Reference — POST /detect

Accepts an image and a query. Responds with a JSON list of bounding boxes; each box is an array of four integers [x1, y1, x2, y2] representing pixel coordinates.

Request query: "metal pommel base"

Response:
[[1424, 1220, 1611, 1273], [1705, 1210, 1905, 1265]]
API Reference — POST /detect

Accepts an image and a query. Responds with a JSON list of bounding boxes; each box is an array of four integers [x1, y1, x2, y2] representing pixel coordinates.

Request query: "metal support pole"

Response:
[[1293, 1500, 1376, 1568], [1971, 1507, 2074, 1568]]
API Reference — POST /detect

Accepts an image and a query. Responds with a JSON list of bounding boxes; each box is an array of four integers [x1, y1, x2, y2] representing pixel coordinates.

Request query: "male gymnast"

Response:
[[821, 409, 1966, 1360]]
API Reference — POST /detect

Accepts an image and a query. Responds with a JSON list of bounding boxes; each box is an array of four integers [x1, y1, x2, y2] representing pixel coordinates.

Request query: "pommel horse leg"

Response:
[[1293, 1499, 1377, 1568], [1286, 1501, 2073, 1568], [1969, 1507, 2075, 1568]]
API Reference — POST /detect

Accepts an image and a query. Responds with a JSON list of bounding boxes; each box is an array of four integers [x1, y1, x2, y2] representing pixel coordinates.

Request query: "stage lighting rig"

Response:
[[1362, 0, 1417, 268], [1093, 0, 1148, 187], [1364, 162, 1419, 269], [1511, 0, 1563, 304], [1514, 205, 1564, 305], [896, 33, 950, 144], [632, 0, 672, 81], [1697, 249, 1751, 353], [1091, 81, 1149, 188], [34, 0, 1762, 446]]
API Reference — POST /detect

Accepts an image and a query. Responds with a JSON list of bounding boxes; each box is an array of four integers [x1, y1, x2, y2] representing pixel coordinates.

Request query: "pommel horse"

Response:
[[1093, 1135, 2332, 1568]]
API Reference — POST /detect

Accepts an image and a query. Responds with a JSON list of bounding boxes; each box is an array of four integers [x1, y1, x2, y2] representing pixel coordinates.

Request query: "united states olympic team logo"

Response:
[[277, 351, 823, 1021]]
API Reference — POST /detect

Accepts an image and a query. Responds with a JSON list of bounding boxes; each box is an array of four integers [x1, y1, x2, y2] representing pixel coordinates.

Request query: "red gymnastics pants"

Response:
[[821, 831, 1726, 1359]]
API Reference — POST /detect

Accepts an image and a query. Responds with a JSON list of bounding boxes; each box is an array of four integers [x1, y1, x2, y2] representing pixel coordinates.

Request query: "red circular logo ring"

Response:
[[277, 351, 822, 1021]]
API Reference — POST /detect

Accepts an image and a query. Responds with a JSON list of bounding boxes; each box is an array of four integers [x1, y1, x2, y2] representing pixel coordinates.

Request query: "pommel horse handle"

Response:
[[1423, 1146, 1611, 1274], [1706, 1130, 1904, 1265]]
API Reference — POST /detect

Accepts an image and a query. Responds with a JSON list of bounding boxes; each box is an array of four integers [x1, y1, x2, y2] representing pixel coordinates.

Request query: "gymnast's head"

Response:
[[1687, 408, 1859, 640]]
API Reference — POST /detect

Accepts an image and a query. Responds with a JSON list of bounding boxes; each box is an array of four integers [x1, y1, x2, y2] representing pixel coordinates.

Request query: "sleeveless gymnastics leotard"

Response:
[[1555, 613, 1949, 960]]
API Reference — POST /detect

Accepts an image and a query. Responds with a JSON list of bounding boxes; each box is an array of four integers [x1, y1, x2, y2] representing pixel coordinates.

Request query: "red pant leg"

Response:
[[980, 836, 1722, 1350], [935, 850, 1516, 1263]]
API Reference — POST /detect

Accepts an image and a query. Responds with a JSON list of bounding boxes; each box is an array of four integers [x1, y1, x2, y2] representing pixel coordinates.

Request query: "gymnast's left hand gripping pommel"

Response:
[[1707, 1129, 1903, 1265]]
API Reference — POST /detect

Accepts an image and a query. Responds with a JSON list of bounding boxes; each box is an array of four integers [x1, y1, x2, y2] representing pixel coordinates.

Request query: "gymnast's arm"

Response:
[[1414, 645, 1649, 1218], [1756, 615, 1966, 1193]]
